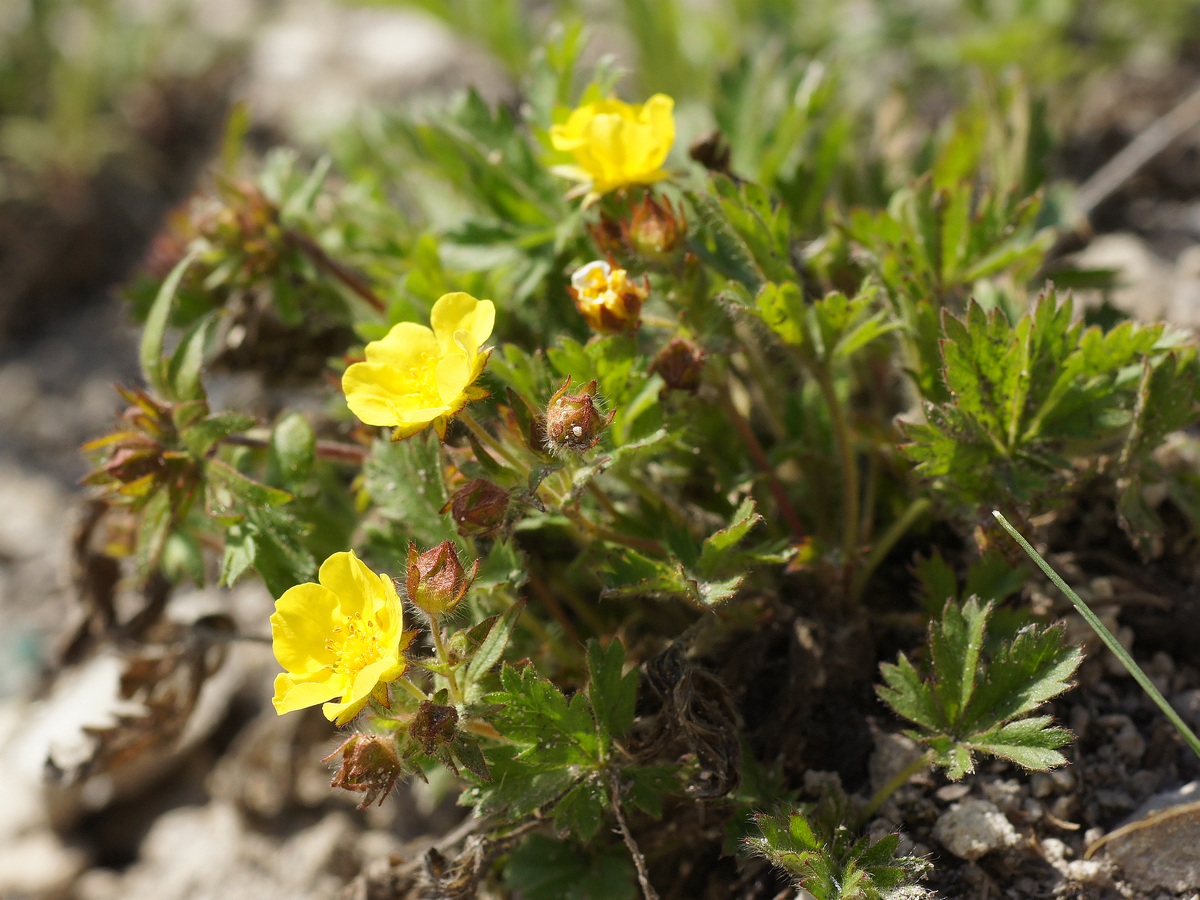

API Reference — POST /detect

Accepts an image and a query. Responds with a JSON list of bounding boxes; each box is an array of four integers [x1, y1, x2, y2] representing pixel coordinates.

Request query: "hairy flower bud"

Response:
[[627, 193, 686, 262], [568, 260, 647, 334], [410, 700, 459, 755], [405, 541, 480, 619], [441, 478, 510, 537], [544, 377, 615, 454], [325, 733, 403, 808], [650, 337, 706, 394]]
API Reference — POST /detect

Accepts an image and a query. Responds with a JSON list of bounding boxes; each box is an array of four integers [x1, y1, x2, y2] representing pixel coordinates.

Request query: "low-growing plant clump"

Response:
[[62, 7, 1200, 898]]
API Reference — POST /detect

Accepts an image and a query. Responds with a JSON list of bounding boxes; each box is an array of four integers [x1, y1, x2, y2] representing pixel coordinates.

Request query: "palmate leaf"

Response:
[[877, 597, 1081, 780], [747, 802, 930, 900], [902, 289, 1185, 510]]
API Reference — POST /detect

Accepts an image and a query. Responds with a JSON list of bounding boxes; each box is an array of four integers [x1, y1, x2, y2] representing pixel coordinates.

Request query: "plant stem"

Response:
[[429, 622, 463, 707], [394, 676, 429, 704], [717, 387, 808, 544], [857, 750, 934, 825], [993, 510, 1200, 762], [284, 227, 387, 312], [850, 498, 932, 604], [611, 770, 660, 900], [815, 370, 859, 592], [458, 409, 529, 474], [563, 507, 666, 556], [222, 432, 368, 465]]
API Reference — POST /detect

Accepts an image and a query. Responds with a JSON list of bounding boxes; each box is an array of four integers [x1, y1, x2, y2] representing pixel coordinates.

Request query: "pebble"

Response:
[[868, 731, 926, 794], [932, 798, 1019, 861]]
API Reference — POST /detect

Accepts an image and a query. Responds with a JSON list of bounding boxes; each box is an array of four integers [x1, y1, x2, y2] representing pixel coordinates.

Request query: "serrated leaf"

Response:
[[465, 600, 524, 686], [697, 498, 761, 576], [553, 778, 608, 842], [585, 639, 638, 744], [363, 433, 456, 546], [877, 596, 1081, 780], [503, 834, 637, 900]]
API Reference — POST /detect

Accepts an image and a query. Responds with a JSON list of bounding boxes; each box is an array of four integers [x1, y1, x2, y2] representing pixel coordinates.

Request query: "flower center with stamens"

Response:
[[326, 612, 386, 677]]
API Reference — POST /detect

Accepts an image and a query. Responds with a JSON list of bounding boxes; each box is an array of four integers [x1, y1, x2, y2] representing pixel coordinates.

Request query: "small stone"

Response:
[[1091, 782, 1200, 894], [933, 798, 1019, 861], [935, 783, 970, 803], [1050, 769, 1075, 792], [867, 732, 925, 794], [1172, 689, 1200, 731], [0, 832, 88, 897], [1030, 773, 1055, 799], [980, 778, 1023, 815]]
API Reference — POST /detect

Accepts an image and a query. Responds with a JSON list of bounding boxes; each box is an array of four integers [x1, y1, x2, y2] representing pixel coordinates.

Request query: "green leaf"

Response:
[[877, 597, 1081, 780], [206, 459, 294, 508], [553, 778, 608, 842], [585, 639, 638, 745], [221, 521, 257, 587], [271, 413, 316, 487], [363, 433, 456, 546], [697, 498, 761, 577], [503, 834, 636, 900], [465, 600, 524, 686], [141, 249, 199, 397], [181, 413, 257, 458], [746, 802, 930, 900], [135, 487, 173, 576], [166, 312, 216, 402]]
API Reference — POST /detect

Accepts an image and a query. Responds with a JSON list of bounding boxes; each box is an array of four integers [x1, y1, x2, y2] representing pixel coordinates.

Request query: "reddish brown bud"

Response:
[[410, 701, 459, 755], [586, 214, 626, 258], [650, 337, 706, 394], [405, 541, 480, 619], [441, 478, 510, 537], [627, 193, 686, 262], [544, 377, 614, 455], [325, 733, 403, 808]]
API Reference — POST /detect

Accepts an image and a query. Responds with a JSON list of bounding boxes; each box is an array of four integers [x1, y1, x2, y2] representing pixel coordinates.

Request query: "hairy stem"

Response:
[[222, 432, 368, 465], [717, 387, 807, 544], [458, 409, 530, 475], [815, 370, 859, 593], [611, 771, 659, 900]]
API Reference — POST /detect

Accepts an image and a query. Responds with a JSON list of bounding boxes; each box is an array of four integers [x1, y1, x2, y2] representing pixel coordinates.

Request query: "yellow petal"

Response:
[[272, 671, 343, 715], [435, 351, 472, 406], [430, 293, 495, 355], [318, 550, 386, 620], [364, 322, 438, 365], [322, 656, 398, 725], [271, 583, 340, 674], [372, 572, 403, 639]]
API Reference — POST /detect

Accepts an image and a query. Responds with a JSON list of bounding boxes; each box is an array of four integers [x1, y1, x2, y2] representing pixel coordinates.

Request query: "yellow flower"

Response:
[[550, 94, 675, 196], [271, 550, 416, 726], [569, 260, 647, 333], [342, 292, 495, 440]]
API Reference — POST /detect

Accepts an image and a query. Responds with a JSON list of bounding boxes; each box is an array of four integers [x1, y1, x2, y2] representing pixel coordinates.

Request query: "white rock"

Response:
[[933, 798, 1019, 861]]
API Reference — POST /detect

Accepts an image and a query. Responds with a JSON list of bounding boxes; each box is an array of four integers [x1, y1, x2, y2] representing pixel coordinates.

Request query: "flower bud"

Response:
[[545, 377, 615, 455], [440, 478, 510, 538], [650, 337, 706, 394], [568, 260, 647, 334], [586, 214, 626, 258], [325, 733, 403, 808], [410, 700, 459, 754], [405, 541, 480, 619], [627, 193, 685, 262]]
